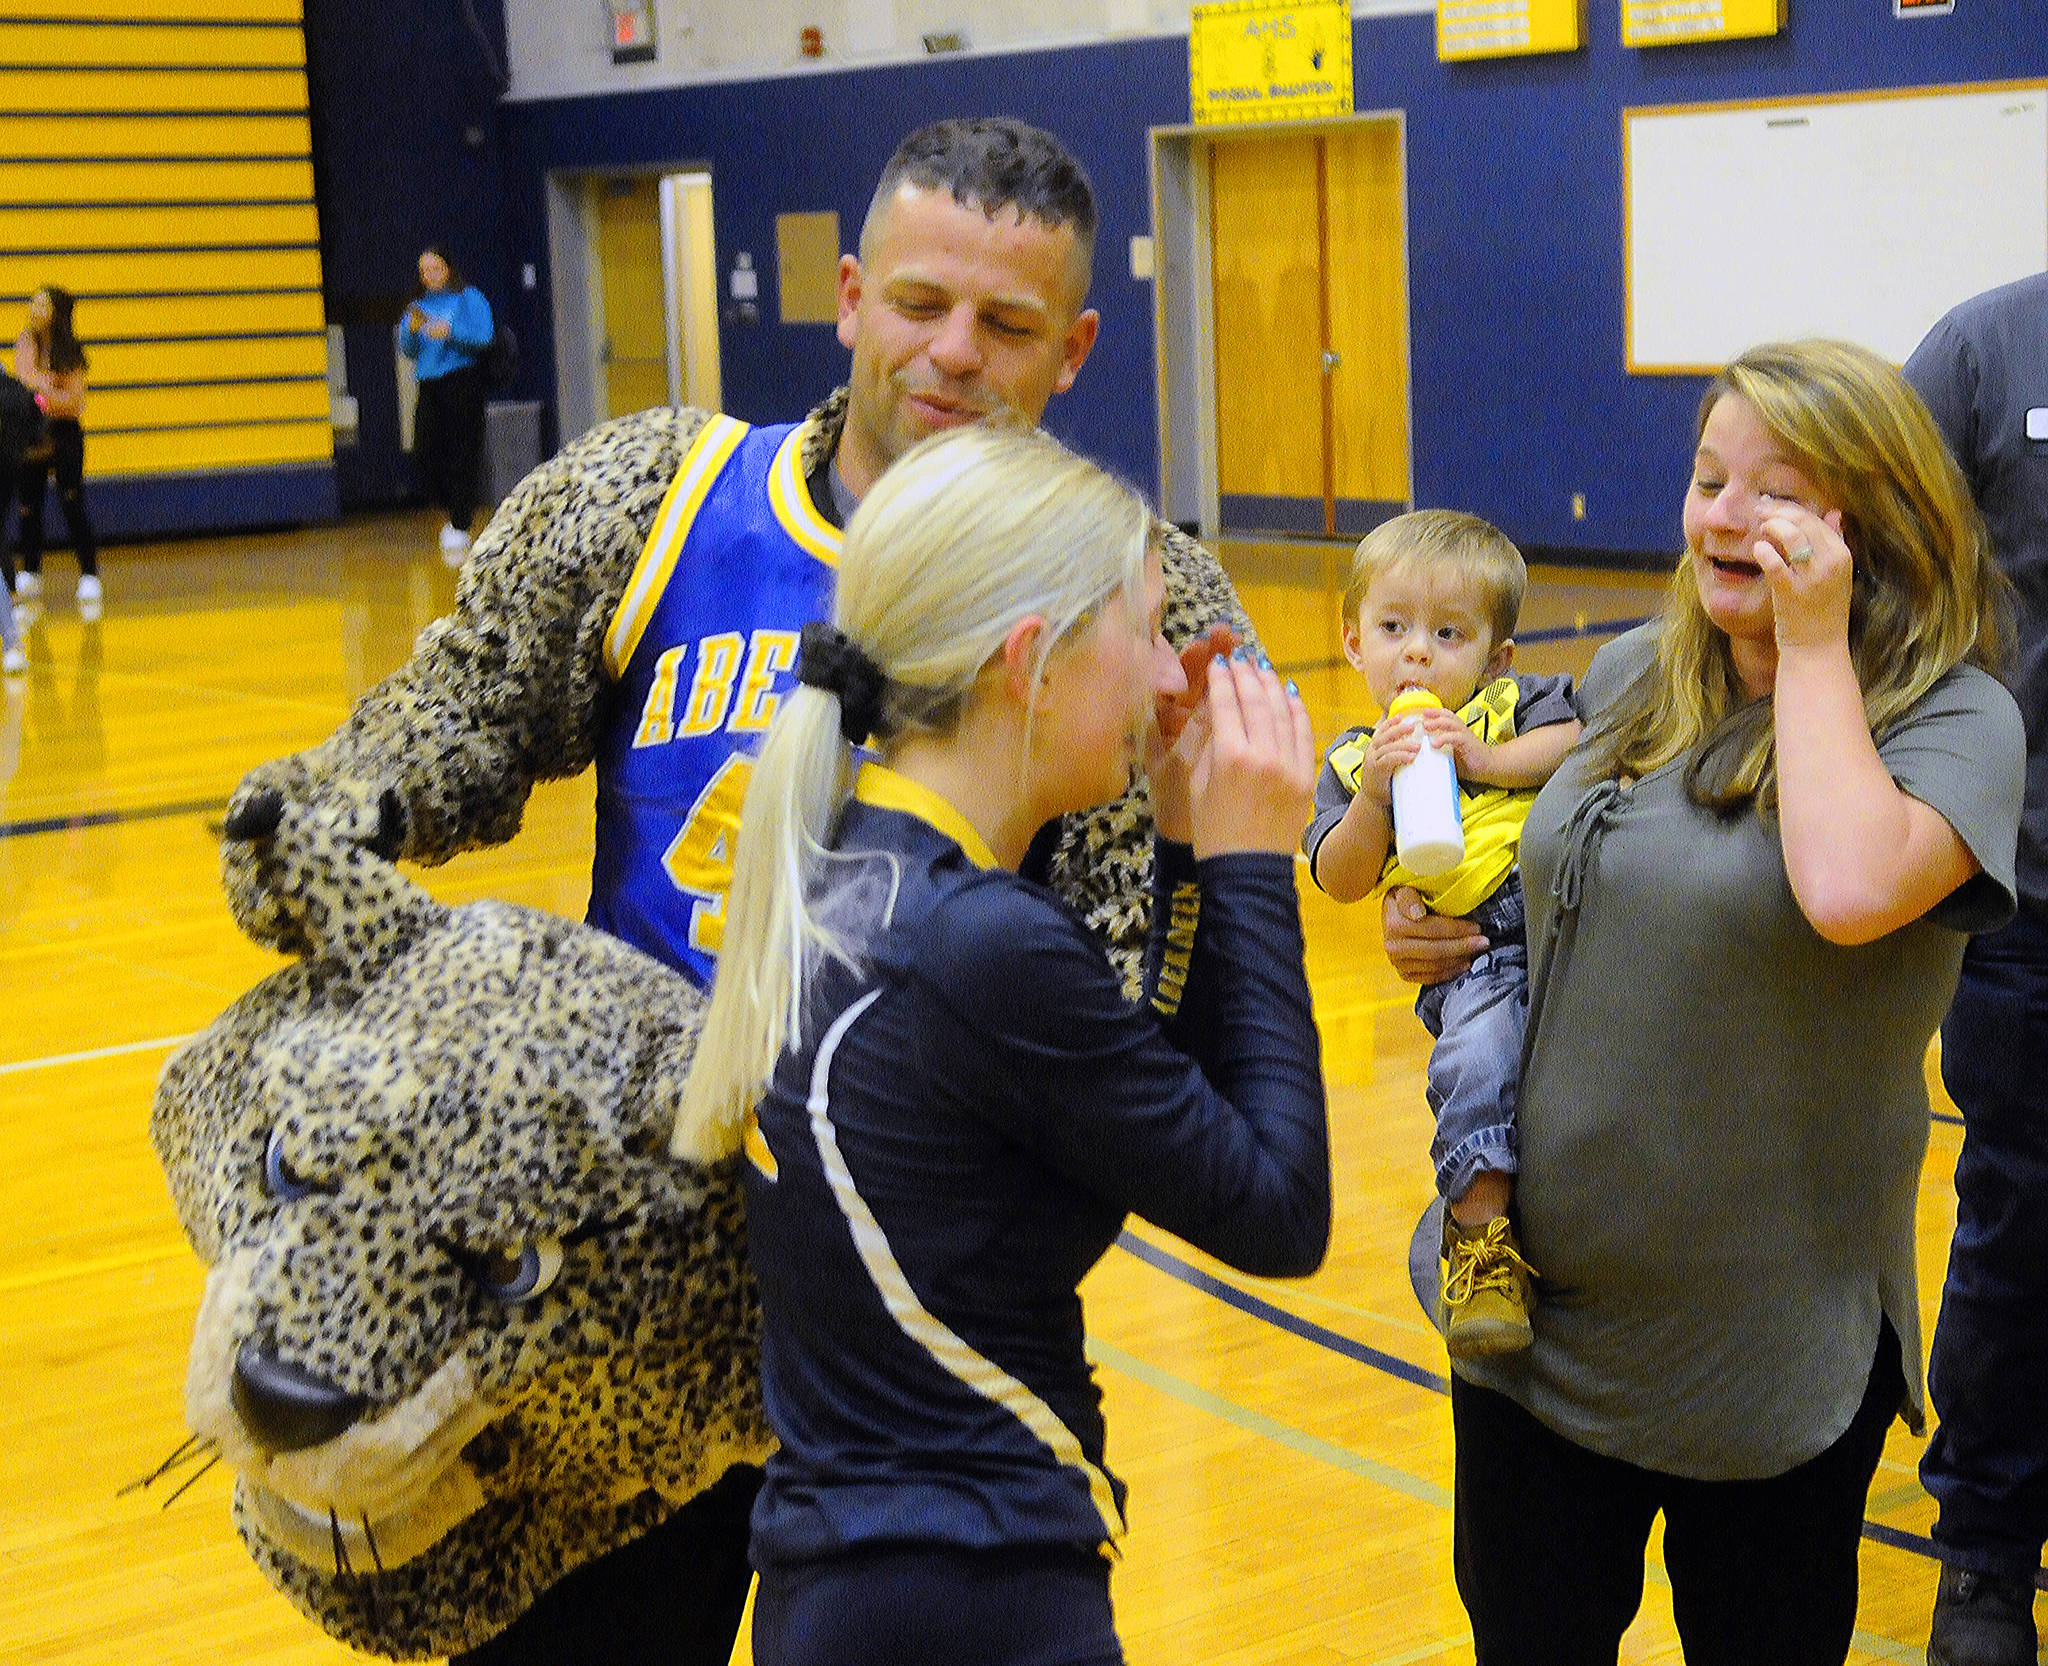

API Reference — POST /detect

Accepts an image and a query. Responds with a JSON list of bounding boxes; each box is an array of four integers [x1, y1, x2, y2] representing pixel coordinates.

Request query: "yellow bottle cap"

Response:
[[1386, 687, 1443, 718]]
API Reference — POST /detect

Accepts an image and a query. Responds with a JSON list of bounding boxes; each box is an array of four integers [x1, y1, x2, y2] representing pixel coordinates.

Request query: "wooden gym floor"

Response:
[[0, 512, 2035, 1664]]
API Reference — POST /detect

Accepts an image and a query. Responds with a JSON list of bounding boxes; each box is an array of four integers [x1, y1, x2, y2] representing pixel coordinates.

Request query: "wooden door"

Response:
[[595, 176, 670, 420], [1209, 122, 1410, 537], [1210, 133, 1325, 531], [1324, 123, 1410, 520]]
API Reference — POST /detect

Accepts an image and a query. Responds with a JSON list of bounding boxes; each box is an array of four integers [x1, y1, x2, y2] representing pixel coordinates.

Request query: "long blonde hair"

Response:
[[673, 423, 1152, 1162], [1594, 338, 2005, 812]]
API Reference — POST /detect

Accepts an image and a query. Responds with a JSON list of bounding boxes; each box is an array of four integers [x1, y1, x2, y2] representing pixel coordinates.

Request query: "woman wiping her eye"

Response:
[[1383, 338, 2024, 1665]]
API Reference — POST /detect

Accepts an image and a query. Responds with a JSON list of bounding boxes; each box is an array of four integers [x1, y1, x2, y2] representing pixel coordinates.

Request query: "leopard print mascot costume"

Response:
[[163, 394, 1255, 1657]]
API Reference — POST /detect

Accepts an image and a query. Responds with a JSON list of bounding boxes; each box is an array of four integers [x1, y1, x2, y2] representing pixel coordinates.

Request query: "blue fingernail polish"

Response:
[[1287, 678, 1300, 696], [1254, 649, 1274, 671]]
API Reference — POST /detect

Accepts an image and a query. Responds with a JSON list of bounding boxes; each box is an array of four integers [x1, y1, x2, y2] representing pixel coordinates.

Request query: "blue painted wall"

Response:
[[491, 0, 2042, 557], [88, 467, 338, 543], [303, 0, 521, 512]]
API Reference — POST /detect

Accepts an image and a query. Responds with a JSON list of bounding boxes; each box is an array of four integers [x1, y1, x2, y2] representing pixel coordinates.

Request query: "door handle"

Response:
[[1321, 350, 1341, 373]]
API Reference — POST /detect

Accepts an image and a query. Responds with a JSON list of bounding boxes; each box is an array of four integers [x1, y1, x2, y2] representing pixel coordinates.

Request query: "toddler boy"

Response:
[[1303, 511, 1580, 1358]]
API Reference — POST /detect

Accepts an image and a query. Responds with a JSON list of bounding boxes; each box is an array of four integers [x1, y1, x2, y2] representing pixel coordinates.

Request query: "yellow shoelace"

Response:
[[1442, 1216, 1540, 1310]]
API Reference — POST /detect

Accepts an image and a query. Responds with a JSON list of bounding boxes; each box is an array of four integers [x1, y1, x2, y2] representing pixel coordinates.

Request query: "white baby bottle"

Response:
[[1386, 688, 1464, 877]]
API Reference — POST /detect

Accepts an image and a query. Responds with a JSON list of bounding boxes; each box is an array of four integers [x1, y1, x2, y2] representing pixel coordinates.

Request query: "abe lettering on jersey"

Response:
[[631, 627, 801, 747]]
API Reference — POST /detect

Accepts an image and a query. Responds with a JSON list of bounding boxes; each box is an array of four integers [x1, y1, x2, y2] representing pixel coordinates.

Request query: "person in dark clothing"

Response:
[[0, 368, 41, 669], [1903, 272, 2048, 1666], [676, 423, 1330, 1666], [399, 245, 493, 561], [11, 286, 100, 612]]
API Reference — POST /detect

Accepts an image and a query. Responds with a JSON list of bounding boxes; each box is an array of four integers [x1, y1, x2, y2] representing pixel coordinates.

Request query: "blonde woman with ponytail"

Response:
[[680, 424, 1327, 1666], [1385, 340, 2025, 1664]]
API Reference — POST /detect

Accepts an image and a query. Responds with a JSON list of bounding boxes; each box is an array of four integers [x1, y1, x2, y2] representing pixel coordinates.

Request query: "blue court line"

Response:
[[1116, 1233, 2047, 1588], [1516, 614, 1655, 645], [1863, 1523, 2048, 1592], [1087, 1342, 1942, 1661], [1115, 1231, 1450, 1396], [0, 796, 224, 840], [10, 765, 1998, 1579]]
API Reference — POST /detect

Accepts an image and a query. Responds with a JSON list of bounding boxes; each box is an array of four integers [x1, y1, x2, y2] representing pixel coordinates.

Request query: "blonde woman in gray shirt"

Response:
[[1386, 340, 2024, 1666]]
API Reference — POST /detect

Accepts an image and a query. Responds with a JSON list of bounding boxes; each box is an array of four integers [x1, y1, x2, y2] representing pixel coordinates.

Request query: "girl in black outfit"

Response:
[[11, 286, 99, 609], [677, 425, 1331, 1666]]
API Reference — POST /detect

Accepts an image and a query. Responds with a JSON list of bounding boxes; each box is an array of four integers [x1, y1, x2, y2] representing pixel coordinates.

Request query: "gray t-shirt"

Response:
[[1904, 271, 2048, 911], [1459, 625, 2024, 1479]]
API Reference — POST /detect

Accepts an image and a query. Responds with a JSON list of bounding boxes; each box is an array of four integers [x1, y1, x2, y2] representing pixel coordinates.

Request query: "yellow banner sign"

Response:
[[1621, 0, 1783, 46], [1190, 0, 1353, 127], [1438, 0, 1585, 60]]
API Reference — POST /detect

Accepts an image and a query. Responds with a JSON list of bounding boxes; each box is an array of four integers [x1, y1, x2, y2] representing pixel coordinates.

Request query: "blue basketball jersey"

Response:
[[589, 414, 841, 986]]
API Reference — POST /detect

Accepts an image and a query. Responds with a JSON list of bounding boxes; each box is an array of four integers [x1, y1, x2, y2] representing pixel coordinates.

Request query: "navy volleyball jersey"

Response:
[[590, 414, 840, 986], [744, 765, 1330, 1567]]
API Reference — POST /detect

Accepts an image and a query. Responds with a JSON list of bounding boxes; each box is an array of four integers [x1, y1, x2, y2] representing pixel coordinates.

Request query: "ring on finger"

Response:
[[1788, 542, 1814, 566]]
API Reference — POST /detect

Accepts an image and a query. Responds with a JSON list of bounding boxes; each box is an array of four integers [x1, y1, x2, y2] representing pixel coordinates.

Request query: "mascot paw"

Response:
[[221, 765, 426, 968]]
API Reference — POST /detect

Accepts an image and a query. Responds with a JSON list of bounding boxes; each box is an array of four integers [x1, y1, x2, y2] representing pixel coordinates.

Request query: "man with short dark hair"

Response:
[[1904, 273, 2048, 1666], [222, 117, 1252, 1666]]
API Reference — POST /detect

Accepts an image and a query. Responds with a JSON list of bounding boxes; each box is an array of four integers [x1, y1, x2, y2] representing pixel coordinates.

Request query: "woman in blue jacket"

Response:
[[676, 423, 1331, 1665], [400, 245, 493, 560]]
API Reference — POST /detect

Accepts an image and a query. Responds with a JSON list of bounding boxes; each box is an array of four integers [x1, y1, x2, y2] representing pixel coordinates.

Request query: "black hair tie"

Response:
[[797, 621, 887, 746]]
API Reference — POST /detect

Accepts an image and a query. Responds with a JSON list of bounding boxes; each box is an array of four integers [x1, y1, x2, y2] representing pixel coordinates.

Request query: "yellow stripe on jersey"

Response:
[[853, 763, 997, 871], [766, 419, 842, 568], [804, 990, 1127, 1544], [742, 1108, 779, 1180], [603, 414, 750, 681]]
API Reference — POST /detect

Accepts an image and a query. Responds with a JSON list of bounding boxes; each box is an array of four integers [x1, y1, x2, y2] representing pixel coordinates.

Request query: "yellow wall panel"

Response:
[[88, 419, 331, 476], [6, 0, 328, 487], [0, 21, 305, 66], [52, 290, 323, 338], [0, 68, 308, 111], [88, 377, 328, 429], [0, 245, 321, 295], [0, 201, 317, 252], [87, 334, 326, 385], [0, 159, 314, 204], [3, 0, 302, 18], [0, 113, 310, 159]]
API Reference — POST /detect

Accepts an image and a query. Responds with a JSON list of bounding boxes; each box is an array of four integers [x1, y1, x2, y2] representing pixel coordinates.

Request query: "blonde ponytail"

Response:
[[672, 423, 1151, 1162]]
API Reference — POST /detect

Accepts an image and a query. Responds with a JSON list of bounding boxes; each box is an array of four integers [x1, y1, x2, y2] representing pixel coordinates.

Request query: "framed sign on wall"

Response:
[[1621, 0, 1783, 48], [1190, 0, 1353, 127], [1437, 0, 1585, 62]]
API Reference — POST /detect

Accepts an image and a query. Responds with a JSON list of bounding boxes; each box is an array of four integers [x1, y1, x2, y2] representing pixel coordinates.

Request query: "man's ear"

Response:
[[836, 254, 863, 351], [999, 615, 1050, 705], [1053, 309, 1100, 396], [1487, 638, 1515, 678]]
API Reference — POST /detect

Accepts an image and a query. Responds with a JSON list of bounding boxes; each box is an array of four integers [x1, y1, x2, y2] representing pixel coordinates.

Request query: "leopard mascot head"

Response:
[[152, 789, 770, 1658]]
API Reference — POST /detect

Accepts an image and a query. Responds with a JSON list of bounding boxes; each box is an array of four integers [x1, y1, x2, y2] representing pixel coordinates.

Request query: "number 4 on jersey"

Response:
[[662, 752, 754, 953]]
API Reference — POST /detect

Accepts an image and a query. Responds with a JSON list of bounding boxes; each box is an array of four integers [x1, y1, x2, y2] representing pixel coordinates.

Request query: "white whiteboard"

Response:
[[1626, 86, 2048, 371]]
